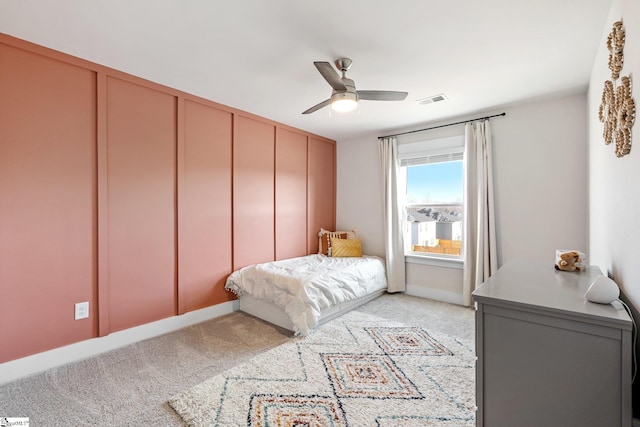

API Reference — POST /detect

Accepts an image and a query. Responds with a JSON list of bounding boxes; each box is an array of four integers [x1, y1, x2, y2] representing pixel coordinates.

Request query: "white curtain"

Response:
[[462, 121, 497, 306], [378, 137, 406, 292]]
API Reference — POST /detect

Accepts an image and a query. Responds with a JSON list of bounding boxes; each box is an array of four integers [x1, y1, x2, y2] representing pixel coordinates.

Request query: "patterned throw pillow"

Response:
[[330, 237, 363, 257], [317, 228, 357, 256], [319, 232, 347, 256]]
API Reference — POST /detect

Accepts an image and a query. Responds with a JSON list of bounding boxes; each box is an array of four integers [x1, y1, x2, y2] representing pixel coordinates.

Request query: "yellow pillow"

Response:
[[317, 228, 357, 255], [330, 237, 363, 257]]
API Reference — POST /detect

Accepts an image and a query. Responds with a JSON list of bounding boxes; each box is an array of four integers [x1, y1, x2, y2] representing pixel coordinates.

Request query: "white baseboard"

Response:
[[0, 300, 239, 385], [405, 284, 464, 305]]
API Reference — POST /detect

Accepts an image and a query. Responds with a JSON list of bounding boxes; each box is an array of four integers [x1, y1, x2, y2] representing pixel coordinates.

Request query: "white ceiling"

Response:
[[0, 0, 613, 141]]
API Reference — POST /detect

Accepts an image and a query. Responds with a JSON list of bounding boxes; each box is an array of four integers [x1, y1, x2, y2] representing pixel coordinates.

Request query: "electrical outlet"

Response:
[[75, 301, 89, 320]]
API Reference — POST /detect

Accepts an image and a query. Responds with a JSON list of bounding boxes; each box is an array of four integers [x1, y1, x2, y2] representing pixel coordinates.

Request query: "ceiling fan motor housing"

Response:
[[332, 78, 357, 97], [331, 77, 358, 111]]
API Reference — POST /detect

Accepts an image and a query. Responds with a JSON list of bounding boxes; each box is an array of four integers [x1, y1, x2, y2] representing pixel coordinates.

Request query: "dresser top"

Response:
[[472, 259, 632, 327]]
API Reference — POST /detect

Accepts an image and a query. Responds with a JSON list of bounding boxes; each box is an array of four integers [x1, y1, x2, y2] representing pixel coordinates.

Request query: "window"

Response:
[[398, 135, 464, 260]]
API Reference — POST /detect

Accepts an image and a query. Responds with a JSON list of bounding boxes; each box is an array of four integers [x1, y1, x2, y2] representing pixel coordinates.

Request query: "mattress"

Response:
[[225, 254, 387, 335]]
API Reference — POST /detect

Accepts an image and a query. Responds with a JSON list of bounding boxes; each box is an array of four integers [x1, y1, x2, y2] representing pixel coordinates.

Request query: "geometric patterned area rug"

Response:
[[169, 311, 475, 426]]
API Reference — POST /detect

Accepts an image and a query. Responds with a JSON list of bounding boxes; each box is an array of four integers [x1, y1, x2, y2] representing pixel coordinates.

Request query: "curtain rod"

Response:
[[378, 112, 506, 139]]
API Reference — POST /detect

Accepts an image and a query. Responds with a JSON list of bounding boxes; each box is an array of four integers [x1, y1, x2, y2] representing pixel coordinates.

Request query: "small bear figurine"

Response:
[[555, 251, 584, 272]]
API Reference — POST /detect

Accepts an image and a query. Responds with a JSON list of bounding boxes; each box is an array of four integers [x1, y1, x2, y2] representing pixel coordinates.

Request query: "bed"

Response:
[[224, 253, 387, 335]]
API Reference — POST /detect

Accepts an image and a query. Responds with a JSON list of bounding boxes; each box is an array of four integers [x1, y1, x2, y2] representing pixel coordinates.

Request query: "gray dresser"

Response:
[[472, 260, 632, 427]]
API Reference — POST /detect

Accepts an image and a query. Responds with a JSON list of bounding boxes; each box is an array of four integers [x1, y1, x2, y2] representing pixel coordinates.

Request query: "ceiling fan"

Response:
[[302, 58, 408, 114]]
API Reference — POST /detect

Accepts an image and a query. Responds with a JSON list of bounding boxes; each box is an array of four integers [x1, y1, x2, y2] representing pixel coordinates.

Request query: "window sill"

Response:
[[404, 254, 464, 269]]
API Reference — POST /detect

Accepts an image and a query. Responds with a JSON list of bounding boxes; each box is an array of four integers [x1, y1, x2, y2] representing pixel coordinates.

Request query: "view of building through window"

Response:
[[404, 160, 463, 257]]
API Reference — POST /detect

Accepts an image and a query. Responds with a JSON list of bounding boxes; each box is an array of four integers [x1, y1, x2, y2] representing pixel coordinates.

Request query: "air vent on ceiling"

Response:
[[416, 93, 448, 106]]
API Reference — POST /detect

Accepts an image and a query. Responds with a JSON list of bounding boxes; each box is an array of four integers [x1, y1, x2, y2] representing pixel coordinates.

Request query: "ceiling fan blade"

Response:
[[314, 62, 346, 91], [357, 90, 408, 101], [302, 98, 332, 114]]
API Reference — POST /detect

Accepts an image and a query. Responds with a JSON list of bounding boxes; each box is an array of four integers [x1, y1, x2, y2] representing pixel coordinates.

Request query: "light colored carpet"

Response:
[[169, 310, 475, 426], [0, 293, 474, 426]]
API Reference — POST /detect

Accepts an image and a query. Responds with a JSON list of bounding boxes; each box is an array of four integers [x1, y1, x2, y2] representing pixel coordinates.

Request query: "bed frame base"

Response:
[[239, 289, 386, 334]]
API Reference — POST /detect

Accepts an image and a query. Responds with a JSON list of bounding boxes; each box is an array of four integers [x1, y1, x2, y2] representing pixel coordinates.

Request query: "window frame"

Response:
[[398, 135, 465, 266]]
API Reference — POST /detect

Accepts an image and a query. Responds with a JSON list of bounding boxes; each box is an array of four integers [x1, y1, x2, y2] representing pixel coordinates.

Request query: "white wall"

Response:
[[335, 131, 385, 257], [588, 2, 640, 415], [492, 94, 588, 265], [337, 92, 589, 302], [588, 0, 640, 307]]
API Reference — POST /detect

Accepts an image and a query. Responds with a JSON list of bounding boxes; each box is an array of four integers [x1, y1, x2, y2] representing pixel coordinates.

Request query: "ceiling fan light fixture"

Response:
[[330, 92, 358, 113]]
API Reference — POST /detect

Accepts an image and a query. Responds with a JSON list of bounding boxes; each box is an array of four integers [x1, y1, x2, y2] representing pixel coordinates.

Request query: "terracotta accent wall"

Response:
[[178, 100, 233, 313], [307, 137, 337, 254], [233, 115, 276, 269], [104, 77, 177, 333], [275, 128, 308, 260], [0, 43, 97, 361], [0, 33, 335, 364]]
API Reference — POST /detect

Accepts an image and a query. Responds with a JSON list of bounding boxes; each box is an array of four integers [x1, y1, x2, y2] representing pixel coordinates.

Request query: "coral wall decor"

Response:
[[599, 20, 635, 157]]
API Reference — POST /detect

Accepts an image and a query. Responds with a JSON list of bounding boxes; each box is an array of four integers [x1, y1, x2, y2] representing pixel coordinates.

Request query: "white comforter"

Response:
[[224, 254, 387, 335]]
